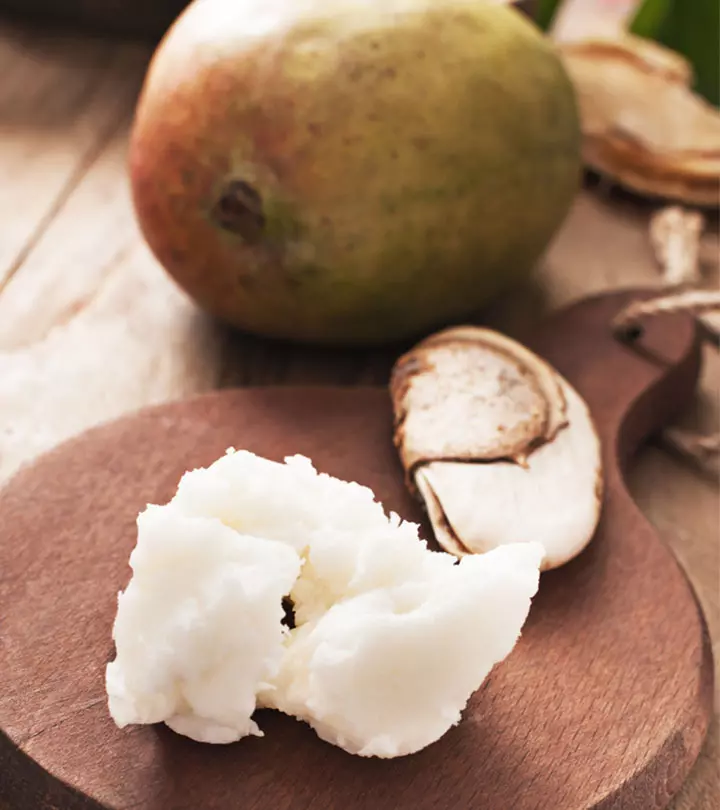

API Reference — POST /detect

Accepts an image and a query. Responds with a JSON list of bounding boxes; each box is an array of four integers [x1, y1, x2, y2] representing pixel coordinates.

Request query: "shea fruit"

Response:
[[129, 0, 581, 345]]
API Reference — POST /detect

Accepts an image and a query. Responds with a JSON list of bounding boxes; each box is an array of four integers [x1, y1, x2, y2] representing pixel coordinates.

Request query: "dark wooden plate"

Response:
[[0, 291, 713, 809]]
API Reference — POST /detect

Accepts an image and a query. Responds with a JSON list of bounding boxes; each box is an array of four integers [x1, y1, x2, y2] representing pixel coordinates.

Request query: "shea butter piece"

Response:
[[266, 542, 543, 757], [106, 505, 301, 743], [107, 450, 543, 757]]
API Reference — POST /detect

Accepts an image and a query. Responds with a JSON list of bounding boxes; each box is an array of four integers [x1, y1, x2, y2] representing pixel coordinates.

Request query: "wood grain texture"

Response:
[[0, 290, 713, 810], [0, 28, 148, 290], [0, 8, 717, 807], [0, 25, 222, 484]]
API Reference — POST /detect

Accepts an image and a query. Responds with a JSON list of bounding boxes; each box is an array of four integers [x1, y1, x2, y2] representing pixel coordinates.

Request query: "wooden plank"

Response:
[[0, 237, 223, 483], [0, 121, 138, 349], [0, 30, 222, 483], [0, 23, 149, 289]]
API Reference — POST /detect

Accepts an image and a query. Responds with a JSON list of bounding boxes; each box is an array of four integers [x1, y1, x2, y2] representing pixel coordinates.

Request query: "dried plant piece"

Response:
[[646, 204, 720, 344], [559, 35, 720, 207], [650, 206, 704, 285], [613, 288, 720, 340], [624, 206, 720, 468], [391, 327, 603, 570], [610, 279, 720, 473]]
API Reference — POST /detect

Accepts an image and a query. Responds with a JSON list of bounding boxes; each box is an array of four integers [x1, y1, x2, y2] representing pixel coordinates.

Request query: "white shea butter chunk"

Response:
[[106, 505, 301, 743], [107, 450, 543, 757], [170, 451, 391, 552], [265, 543, 543, 757]]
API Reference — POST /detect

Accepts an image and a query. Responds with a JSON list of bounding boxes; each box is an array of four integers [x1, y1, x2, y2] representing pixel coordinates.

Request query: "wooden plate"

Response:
[[0, 291, 713, 809]]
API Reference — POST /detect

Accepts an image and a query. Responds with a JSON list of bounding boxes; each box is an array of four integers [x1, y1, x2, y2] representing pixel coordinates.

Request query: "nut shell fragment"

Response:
[[415, 379, 603, 569], [391, 327, 603, 570], [559, 35, 720, 207], [391, 327, 568, 477]]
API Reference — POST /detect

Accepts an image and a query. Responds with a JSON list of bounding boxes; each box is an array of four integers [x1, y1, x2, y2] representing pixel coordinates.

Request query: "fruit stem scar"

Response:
[[212, 179, 266, 241]]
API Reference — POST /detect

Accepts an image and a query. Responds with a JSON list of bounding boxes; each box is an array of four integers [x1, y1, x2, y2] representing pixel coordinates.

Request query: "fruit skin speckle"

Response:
[[130, 0, 581, 346]]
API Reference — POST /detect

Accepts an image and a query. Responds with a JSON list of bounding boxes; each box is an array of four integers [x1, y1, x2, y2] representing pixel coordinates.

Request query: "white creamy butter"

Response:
[[265, 543, 543, 757], [106, 450, 542, 757], [106, 505, 301, 743]]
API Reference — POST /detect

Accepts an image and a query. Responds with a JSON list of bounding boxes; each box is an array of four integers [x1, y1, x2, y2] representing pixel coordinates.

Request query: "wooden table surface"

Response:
[[0, 8, 717, 810]]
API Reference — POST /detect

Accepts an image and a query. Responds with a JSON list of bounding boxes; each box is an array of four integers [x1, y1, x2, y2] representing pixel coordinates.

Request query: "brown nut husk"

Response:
[[391, 327, 568, 475], [391, 327, 603, 570], [558, 35, 720, 207]]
